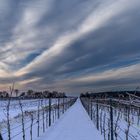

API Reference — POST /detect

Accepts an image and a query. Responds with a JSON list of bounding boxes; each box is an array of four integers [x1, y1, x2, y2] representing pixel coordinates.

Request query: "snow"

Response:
[[0, 98, 62, 140], [95, 105, 140, 139], [0, 99, 39, 122], [36, 99, 103, 140], [0, 99, 57, 122]]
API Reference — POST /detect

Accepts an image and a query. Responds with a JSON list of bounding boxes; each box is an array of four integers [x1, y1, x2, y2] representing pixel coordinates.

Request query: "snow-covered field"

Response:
[[0, 98, 68, 140], [2, 97, 139, 140], [81, 97, 140, 140], [0, 99, 40, 122], [95, 104, 140, 140], [36, 99, 103, 140]]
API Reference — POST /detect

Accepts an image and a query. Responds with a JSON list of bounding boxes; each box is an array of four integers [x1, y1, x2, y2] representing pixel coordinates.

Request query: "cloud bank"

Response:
[[0, 0, 140, 94]]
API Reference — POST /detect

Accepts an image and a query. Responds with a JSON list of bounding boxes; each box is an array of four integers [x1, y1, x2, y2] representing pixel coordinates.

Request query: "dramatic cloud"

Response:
[[0, 0, 140, 94]]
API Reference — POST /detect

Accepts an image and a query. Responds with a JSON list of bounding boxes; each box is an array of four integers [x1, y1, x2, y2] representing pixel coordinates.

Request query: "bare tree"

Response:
[[125, 94, 132, 140], [19, 98, 25, 140], [108, 119, 110, 140], [7, 83, 14, 140], [125, 106, 131, 140], [37, 100, 40, 137], [100, 108, 103, 135], [103, 113, 106, 140], [30, 113, 34, 140], [114, 99, 121, 140], [14, 89, 19, 97], [137, 108, 140, 125], [41, 100, 45, 133], [0, 131, 3, 140]]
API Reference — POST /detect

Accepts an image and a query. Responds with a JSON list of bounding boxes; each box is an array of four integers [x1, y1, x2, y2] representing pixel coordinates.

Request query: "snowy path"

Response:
[[36, 99, 103, 140]]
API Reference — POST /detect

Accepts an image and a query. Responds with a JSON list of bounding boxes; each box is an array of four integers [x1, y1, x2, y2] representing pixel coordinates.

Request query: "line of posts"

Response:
[[80, 97, 114, 140], [0, 97, 77, 140]]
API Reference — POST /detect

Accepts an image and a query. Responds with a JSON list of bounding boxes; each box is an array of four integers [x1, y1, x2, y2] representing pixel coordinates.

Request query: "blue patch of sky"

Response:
[[60, 58, 140, 79], [10, 52, 42, 71]]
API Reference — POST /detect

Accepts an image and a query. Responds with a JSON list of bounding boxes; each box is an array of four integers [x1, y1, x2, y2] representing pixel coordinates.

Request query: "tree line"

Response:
[[0, 89, 66, 99], [80, 90, 140, 100]]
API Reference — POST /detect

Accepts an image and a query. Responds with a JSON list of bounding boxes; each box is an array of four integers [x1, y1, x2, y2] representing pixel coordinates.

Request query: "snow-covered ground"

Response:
[[107, 108, 140, 140], [90, 102, 140, 140], [0, 98, 72, 140], [0, 99, 40, 122], [0, 99, 58, 122], [36, 99, 103, 140]]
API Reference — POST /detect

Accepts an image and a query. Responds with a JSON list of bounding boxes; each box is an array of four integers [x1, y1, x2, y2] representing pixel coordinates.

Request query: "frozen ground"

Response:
[[0, 98, 71, 140], [36, 99, 103, 140], [0, 99, 57, 122]]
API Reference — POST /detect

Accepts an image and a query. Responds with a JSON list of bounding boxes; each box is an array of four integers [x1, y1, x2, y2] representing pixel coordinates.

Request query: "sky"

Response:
[[0, 0, 140, 94]]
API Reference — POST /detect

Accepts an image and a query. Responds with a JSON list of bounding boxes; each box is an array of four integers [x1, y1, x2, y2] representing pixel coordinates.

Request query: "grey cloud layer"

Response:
[[0, 0, 140, 93]]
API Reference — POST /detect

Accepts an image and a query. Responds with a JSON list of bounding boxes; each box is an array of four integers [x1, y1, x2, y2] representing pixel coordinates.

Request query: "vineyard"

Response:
[[0, 92, 140, 140], [0, 97, 77, 140], [81, 93, 140, 140]]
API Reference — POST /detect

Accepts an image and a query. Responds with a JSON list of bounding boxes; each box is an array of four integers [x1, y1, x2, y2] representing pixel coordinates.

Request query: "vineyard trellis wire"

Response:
[[80, 94, 140, 140], [0, 97, 77, 140]]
